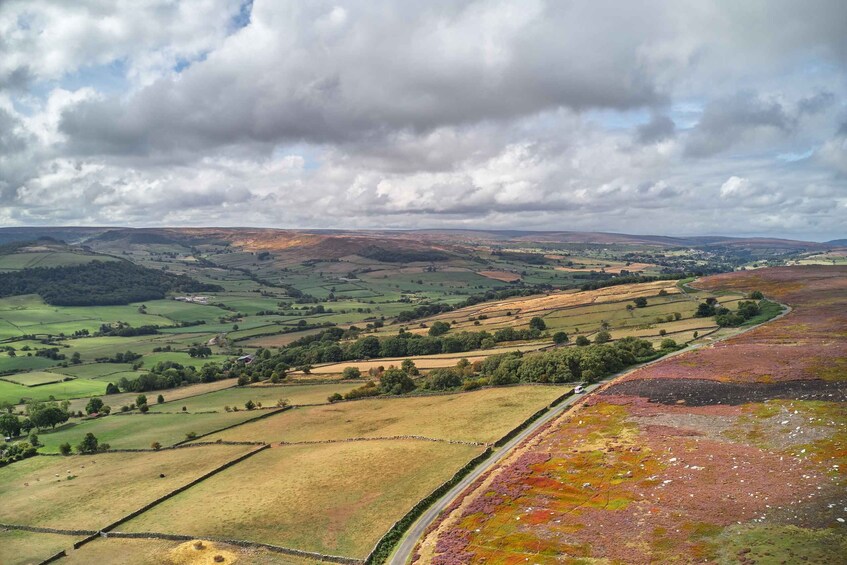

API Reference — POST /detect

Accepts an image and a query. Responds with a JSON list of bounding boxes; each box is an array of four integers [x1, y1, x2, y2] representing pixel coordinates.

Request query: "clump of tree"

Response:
[[1, 441, 37, 467], [77, 432, 109, 454]]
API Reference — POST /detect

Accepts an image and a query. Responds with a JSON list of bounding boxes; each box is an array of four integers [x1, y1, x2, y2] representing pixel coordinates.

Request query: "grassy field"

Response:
[[0, 353, 59, 372], [0, 529, 74, 565], [35, 410, 267, 452], [0, 377, 107, 405], [0, 371, 65, 386], [0, 295, 175, 338], [0, 250, 118, 271], [120, 440, 483, 558], [151, 382, 362, 413], [0, 446, 252, 530], [61, 536, 321, 565], [203, 385, 569, 444], [59, 378, 239, 414]]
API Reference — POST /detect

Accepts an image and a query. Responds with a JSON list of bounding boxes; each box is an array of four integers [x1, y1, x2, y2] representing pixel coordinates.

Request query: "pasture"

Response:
[[35, 410, 267, 452], [0, 445, 252, 530], [0, 371, 65, 386], [0, 377, 106, 405], [203, 385, 568, 444], [151, 382, 362, 413], [60, 378, 238, 414], [120, 440, 483, 558], [0, 529, 74, 565]]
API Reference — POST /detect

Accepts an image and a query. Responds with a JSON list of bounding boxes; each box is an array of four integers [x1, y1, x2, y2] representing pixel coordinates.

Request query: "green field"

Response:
[[0, 377, 107, 405], [0, 371, 65, 386], [0, 295, 175, 338], [34, 410, 268, 452], [0, 250, 118, 271], [120, 440, 483, 558], [204, 385, 568, 444], [0, 446, 252, 530], [151, 382, 362, 413]]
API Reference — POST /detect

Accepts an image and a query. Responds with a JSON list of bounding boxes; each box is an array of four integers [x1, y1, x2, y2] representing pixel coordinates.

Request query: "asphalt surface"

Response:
[[388, 298, 791, 565]]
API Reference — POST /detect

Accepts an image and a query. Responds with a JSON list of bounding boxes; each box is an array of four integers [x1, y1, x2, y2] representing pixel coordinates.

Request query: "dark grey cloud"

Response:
[[685, 92, 794, 157], [797, 91, 836, 115], [637, 115, 676, 144]]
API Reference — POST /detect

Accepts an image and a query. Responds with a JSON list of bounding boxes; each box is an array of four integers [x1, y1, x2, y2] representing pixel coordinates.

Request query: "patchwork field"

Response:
[[0, 445, 253, 530], [120, 440, 483, 558], [202, 385, 568, 444], [417, 266, 847, 564]]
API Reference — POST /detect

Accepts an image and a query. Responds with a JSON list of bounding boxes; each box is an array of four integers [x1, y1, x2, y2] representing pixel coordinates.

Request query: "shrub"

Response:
[[327, 393, 343, 403], [59, 442, 72, 456], [342, 366, 361, 379], [245, 400, 256, 410], [151, 441, 162, 450], [594, 331, 611, 344], [660, 338, 678, 350], [633, 297, 648, 308], [750, 290, 764, 300], [575, 335, 591, 346], [428, 321, 450, 337], [529, 317, 546, 331], [185, 431, 197, 440], [552, 331, 569, 344], [157, 394, 164, 404]]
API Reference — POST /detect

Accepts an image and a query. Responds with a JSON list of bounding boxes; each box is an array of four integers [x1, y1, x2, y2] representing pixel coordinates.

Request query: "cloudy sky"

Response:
[[1, 1, 846, 240]]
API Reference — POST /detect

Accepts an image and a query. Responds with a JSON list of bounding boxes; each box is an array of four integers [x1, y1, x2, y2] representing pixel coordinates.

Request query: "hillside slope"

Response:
[[418, 266, 846, 564]]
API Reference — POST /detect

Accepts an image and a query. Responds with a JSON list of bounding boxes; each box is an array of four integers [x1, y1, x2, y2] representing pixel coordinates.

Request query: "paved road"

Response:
[[388, 297, 791, 565]]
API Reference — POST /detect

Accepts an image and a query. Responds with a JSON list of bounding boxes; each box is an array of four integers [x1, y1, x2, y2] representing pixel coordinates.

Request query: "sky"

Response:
[[0, 0, 845, 241]]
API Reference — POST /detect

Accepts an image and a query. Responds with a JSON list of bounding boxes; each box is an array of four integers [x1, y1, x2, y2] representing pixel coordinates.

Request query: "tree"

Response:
[[750, 290, 764, 300], [594, 331, 611, 344], [428, 321, 450, 337], [673, 312, 682, 321], [245, 400, 256, 410], [105, 382, 120, 395], [59, 442, 72, 456], [71, 352, 82, 364], [151, 441, 162, 450], [85, 398, 104, 415], [136, 394, 148, 407], [157, 394, 164, 404], [28, 432, 39, 446], [379, 369, 416, 395], [342, 366, 361, 379], [29, 403, 69, 430], [633, 297, 648, 308], [575, 336, 591, 346], [425, 368, 462, 390], [660, 338, 678, 350], [401, 359, 419, 376], [139, 403, 150, 413], [529, 317, 546, 331], [552, 331, 569, 345], [77, 432, 100, 454], [327, 393, 343, 403], [0, 413, 21, 438]]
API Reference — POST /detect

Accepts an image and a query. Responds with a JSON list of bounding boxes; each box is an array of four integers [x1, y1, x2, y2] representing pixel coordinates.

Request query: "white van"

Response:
[[574, 385, 585, 394]]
